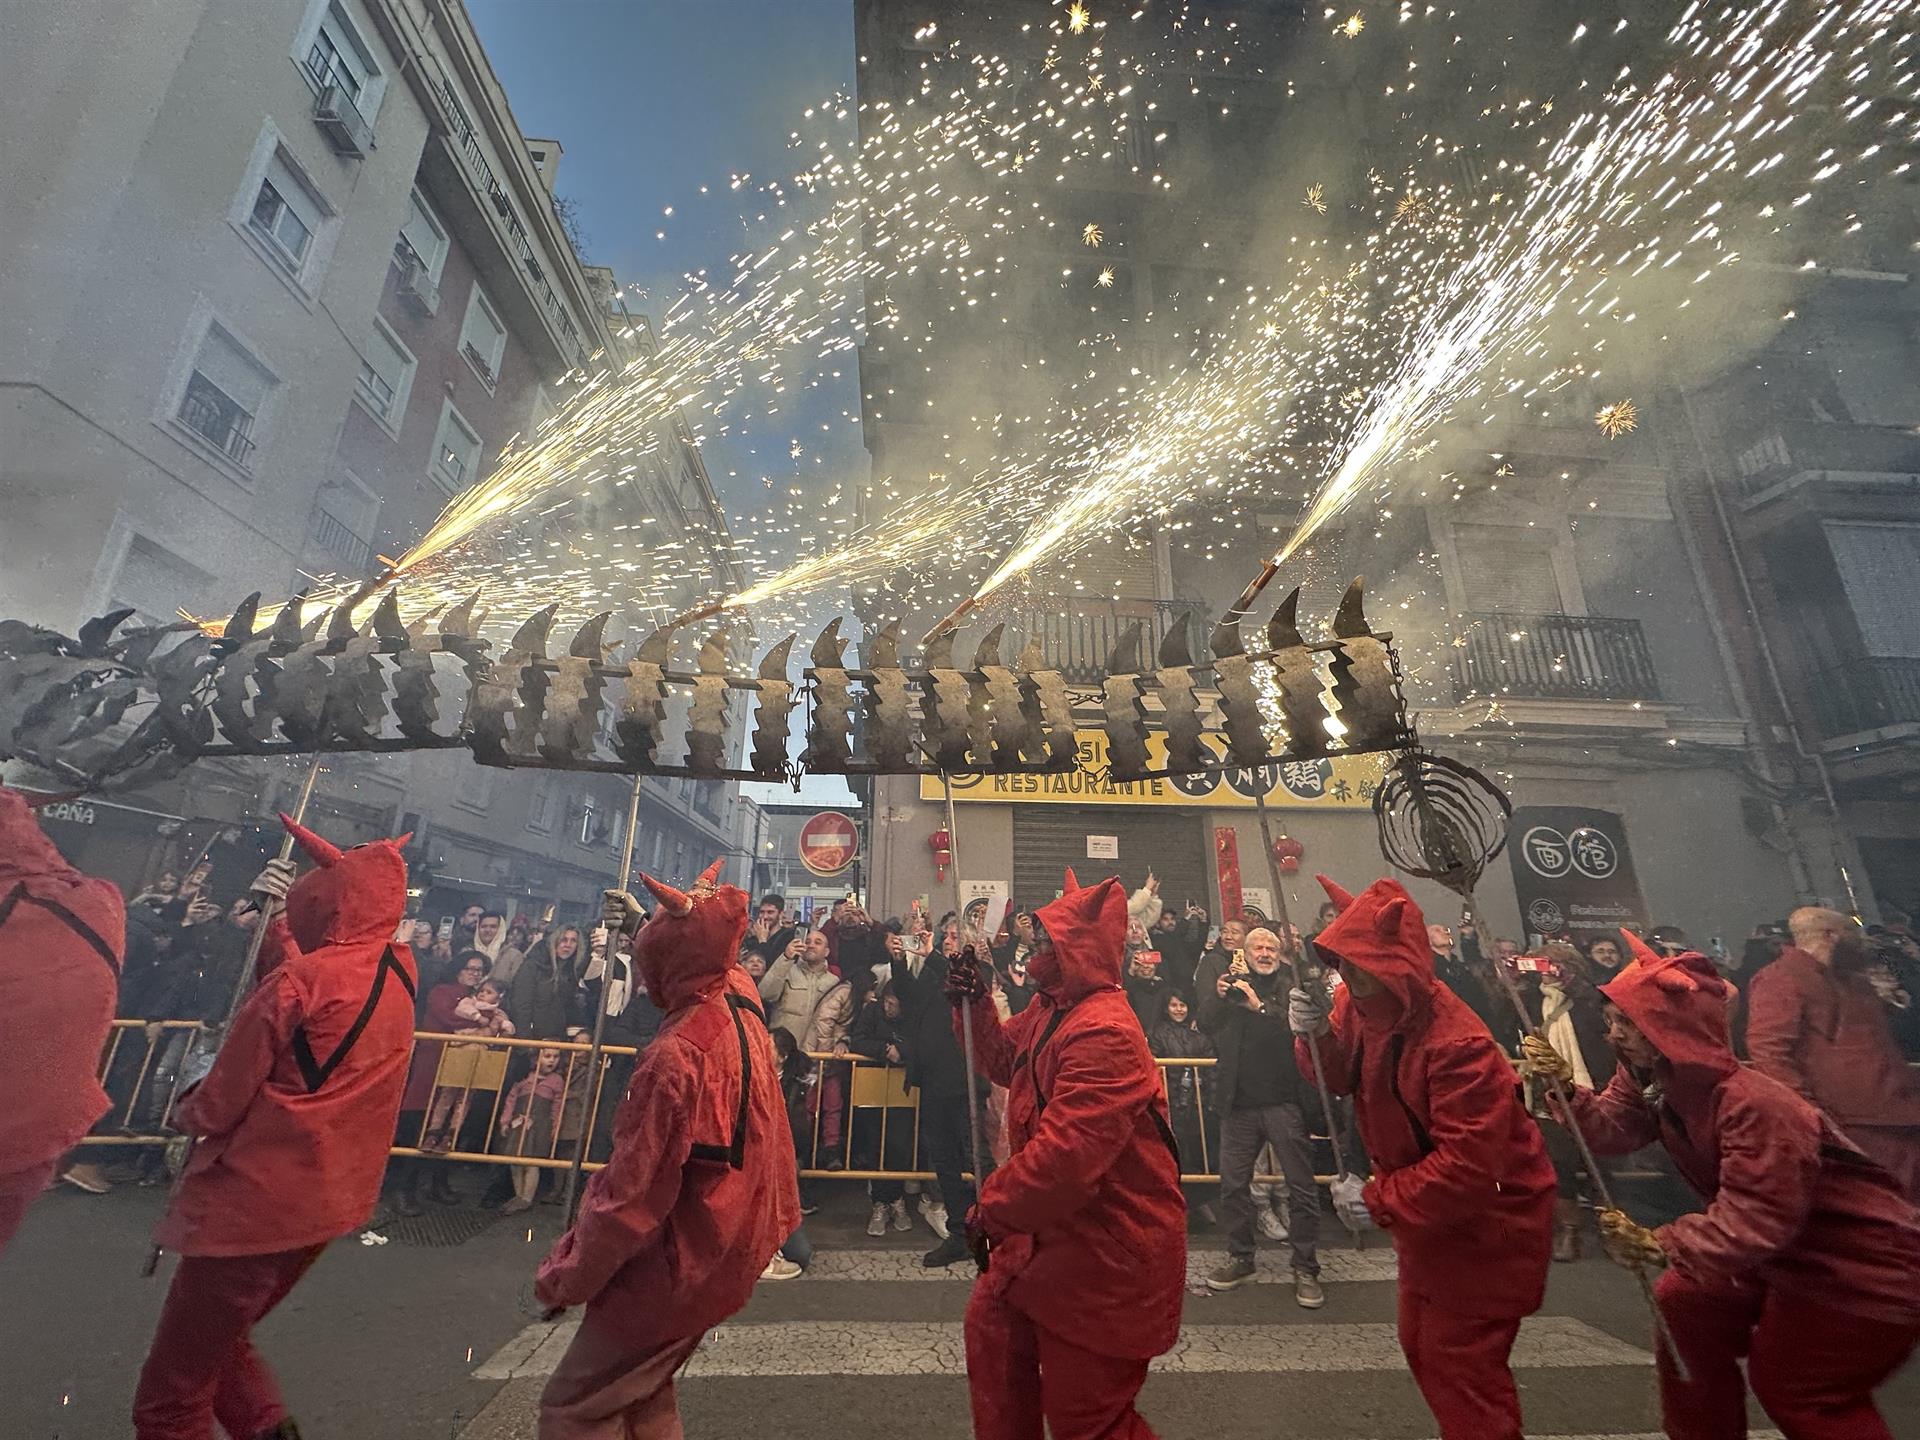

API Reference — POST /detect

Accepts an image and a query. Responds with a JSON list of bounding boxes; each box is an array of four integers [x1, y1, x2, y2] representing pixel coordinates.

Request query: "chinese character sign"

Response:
[[1505, 805, 1652, 946]]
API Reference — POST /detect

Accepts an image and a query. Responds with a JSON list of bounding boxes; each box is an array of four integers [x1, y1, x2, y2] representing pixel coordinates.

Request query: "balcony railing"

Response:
[[1008, 598, 1205, 686], [1452, 612, 1661, 704], [176, 371, 257, 467], [1808, 658, 1920, 739], [1730, 421, 1920, 503], [308, 508, 372, 573]]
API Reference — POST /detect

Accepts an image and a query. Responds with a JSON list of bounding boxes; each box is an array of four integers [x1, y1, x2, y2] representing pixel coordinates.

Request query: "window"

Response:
[[454, 764, 496, 811], [1827, 523, 1920, 659], [527, 777, 556, 832], [295, 1, 384, 115], [111, 535, 214, 627], [175, 324, 275, 469], [250, 174, 313, 271], [459, 285, 507, 390], [397, 189, 448, 281], [353, 317, 414, 429], [232, 137, 334, 289], [577, 798, 599, 847], [1453, 524, 1566, 613], [430, 401, 482, 494]]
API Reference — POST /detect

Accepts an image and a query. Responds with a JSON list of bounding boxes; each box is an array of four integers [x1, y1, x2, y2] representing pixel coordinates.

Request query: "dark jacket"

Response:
[[1439, 935, 1515, 1048], [1154, 916, 1208, 993], [509, 935, 580, 1040], [890, 951, 968, 1098], [1197, 963, 1303, 1111], [845, 996, 902, 1062], [1123, 969, 1170, 1033]]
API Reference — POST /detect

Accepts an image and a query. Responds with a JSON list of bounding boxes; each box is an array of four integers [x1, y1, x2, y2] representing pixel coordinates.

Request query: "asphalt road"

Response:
[[5, 1172, 1918, 1439]]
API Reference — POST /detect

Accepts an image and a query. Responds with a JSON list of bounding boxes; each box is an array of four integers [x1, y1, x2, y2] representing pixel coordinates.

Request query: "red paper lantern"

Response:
[[929, 828, 952, 882], [1271, 834, 1304, 875]]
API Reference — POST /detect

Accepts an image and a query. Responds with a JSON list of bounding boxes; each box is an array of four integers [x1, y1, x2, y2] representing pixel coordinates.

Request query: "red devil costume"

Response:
[[0, 785, 124, 1252], [1299, 876, 1555, 1440], [535, 861, 797, 1440], [953, 869, 1186, 1440], [134, 815, 417, 1440], [1567, 935, 1920, 1440]]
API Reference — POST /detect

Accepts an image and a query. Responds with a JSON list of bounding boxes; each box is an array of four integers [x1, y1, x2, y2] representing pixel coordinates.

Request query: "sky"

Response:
[[465, 0, 863, 806]]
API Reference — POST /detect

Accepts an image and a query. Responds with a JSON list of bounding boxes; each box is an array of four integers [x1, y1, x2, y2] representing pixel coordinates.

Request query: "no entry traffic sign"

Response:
[[799, 811, 859, 877]]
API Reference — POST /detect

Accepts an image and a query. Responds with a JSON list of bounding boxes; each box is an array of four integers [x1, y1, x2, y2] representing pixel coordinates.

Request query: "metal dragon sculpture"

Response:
[[0, 575, 1412, 793]]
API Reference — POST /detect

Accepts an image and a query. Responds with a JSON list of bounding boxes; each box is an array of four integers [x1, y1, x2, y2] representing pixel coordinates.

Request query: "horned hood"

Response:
[[1030, 868, 1127, 1004], [634, 859, 749, 1012], [1599, 932, 1738, 1082], [1308, 875, 1438, 1032], [280, 814, 410, 952]]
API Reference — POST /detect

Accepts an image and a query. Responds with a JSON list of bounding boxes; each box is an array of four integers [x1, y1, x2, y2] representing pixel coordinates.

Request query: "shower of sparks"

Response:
[[1067, 3, 1091, 36], [1304, 184, 1327, 214], [1340, 13, 1366, 40], [1594, 400, 1639, 439], [1095, 266, 1116, 287], [1081, 222, 1104, 247]]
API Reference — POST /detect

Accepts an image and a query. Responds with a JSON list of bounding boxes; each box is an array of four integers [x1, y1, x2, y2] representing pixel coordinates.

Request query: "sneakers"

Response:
[[760, 1255, 803, 1281], [501, 1196, 533, 1216], [1256, 1205, 1289, 1242], [889, 1197, 912, 1232], [1206, 1256, 1257, 1291], [867, 1203, 890, 1237], [920, 1196, 951, 1240], [922, 1232, 971, 1268], [1293, 1271, 1325, 1309], [60, 1163, 112, 1195]]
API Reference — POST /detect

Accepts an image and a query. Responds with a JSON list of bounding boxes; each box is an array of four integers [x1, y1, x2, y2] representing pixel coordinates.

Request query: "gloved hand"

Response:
[[1288, 985, 1331, 1037], [1520, 1034, 1576, 1088], [1328, 1172, 1375, 1232], [602, 888, 643, 938], [964, 1205, 992, 1273], [249, 858, 297, 908], [944, 944, 989, 1008], [1597, 1207, 1668, 1270]]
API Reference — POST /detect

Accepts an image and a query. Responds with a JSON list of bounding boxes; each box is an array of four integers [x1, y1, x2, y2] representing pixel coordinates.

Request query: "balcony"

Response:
[[1730, 421, 1920, 506], [392, 237, 439, 315], [1007, 598, 1205, 686], [1452, 612, 1661, 704], [307, 508, 372, 573], [304, 47, 371, 157], [1808, 658, 1920, 739], [176, 371, 257, 468]]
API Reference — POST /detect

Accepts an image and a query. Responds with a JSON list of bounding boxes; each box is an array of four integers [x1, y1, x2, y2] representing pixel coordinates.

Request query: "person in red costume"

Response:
[[133, 815, 419, 1440], [1291, 875, 1555, 1440], [945, 868, 1186, 1440], [1527, 931, 1920, 1440], [535, 860, 798, 1440], [0, 780, 124, 1251]]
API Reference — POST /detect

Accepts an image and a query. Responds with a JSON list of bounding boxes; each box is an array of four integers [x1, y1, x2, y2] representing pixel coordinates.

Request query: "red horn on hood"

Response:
[[1062, 866, 1080, 894], [640, 872, 692, 917], [1316, 874, 1356, 912], [1374, 895, 1409, 937], [695, 858, 725, 889], [391, 831, 414, 850], [280, 813, 341, 867], [1620, 929, 1663, 967]]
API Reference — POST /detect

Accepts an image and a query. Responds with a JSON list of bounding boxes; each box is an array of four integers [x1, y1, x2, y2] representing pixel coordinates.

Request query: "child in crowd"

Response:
[[423, 980, 515, 1150], [497, 1046, 565, 1215]]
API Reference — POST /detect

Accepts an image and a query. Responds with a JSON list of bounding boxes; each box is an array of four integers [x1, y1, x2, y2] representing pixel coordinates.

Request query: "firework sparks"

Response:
[[1304, 183, 1328, 214], [1340, 13, 1366, 40], [1594, 400, 1639, 439], [1096, 265, 1116, 288], [1082, 221, 1104, 247], [1068, 3, 1091, 37]]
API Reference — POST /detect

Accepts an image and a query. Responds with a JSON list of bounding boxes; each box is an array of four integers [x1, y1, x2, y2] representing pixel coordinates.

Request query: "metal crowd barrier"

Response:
[[82, 1023, 1332, 1185]]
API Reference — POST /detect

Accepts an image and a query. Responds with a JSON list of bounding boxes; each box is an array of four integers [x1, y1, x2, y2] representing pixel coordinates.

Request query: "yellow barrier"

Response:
[[83, 1023, 1334, 1185]]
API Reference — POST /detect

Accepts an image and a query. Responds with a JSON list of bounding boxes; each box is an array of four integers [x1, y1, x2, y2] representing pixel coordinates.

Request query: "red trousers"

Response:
[[1656, 1270, 1920, 1440], [0, 1160, 56, 1256], [964, 1278, 1157, 1440], [133, 1245, 326, 1440], [1397, 1288, 1525, 1440], [538, 1317, 705, 1440]]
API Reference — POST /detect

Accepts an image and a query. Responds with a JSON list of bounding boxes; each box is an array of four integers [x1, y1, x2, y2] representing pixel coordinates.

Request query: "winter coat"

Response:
[[536, 862, 797, 1344], [1437, 936, 1514, 1048], [1198, 961, 1304, 1112], [759, 955, 844, 1048], [1302, 876, 1555, 1320], [801, 975, 856, 1054], [845, 997, 903, 1063], [0, 788, 123, 1182], [155, 817, 418, 1257], [1573, 943, 1920, 1327], [959, 871, 1186, 1360], [1154, 915, 1208, 993], [401, 981, 471, 1112], [1147, 1019, 1215, 1130], [1746, 946, 1920, 1132], [1123, 969, 1171, 1033], [508, 935, 579, 1040], [890, 950, 970, 1099]]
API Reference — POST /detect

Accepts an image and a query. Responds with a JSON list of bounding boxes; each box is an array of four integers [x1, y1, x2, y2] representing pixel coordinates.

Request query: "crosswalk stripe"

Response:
[[797, 1246, 1399, 1286], [477, 1315, 1646, 1380]]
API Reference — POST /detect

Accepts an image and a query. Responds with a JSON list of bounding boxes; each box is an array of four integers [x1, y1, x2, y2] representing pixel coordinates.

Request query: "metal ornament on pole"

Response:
[[142, 751, 326, 1278], [1372, 748, 1689, 1381], [1250, 790, 1358, 1241], [561, 771, 647, 1223], [940, 773, 990, 1210]]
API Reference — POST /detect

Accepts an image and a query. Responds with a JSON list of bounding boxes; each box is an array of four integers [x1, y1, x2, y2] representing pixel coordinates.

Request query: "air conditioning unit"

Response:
[[396, 255, 439, 316], [313, 84, 371, 158]]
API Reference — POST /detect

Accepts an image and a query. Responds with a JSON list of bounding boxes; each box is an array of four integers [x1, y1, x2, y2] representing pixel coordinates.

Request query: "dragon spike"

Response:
[[758, 633, 798, 680], [1015, 636, 1046, 672], [1106, 621, 1144, 674], [1209, 607, 1245, 661], [369, 590, 407, 644], [635, 624, 677, 667], [923, 628, 956, 671], [867, 618, 900, 670], [270, 591, 309, 648], [1268, 587, 1306, 652], [297, 607, 328, 645], [698, 626, 730, 673], [1156, 619, 1193, 669], [972, 623, 1006, 670], [325, 596, 360, 645], [441, 590, 480, 638], [510, 603, 561, 658], [810, 616, 845, 669], [76, 608, 138, 657], [1332, 576, 1372, 639], [222, 594, 263, 646], [568, 611, 613, 659]]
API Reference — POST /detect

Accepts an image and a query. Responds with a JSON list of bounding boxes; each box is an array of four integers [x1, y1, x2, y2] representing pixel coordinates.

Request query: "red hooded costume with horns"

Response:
[[535, 860, 797, 1440], [1299, 875, 1554, 1440], [1568, 933, 1920, 1440], [954, 868, 1186, 1440], [0, 785, 124, 1252], [134, 814, 416, 1440]]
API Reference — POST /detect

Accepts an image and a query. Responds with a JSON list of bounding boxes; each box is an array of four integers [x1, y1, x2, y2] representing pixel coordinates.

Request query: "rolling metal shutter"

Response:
[[1011, 806, 1213, 915]]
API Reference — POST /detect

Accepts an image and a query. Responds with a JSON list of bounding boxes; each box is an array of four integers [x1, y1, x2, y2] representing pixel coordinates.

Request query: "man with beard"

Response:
[[1747, 906, 1920, 1197], [946, 870, 1185, 1440]]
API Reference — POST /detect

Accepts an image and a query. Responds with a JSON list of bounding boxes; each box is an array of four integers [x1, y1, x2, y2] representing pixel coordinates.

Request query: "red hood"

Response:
[[1599, 932, 1737, 1081], [0, 786, 80, 888], [1308, 874, 1437, 1031], [1031, 870, 1126, 1004], [280, 814, 410, 952], [635, 860, 749, 1012]]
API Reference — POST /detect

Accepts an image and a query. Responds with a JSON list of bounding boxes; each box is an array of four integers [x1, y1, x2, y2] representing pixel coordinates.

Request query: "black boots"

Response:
[[425, 1166, 460, 1206]]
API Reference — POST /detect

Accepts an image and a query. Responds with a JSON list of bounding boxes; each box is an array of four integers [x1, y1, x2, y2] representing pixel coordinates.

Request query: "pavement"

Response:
[[4, 1172, 1917, 1439]]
